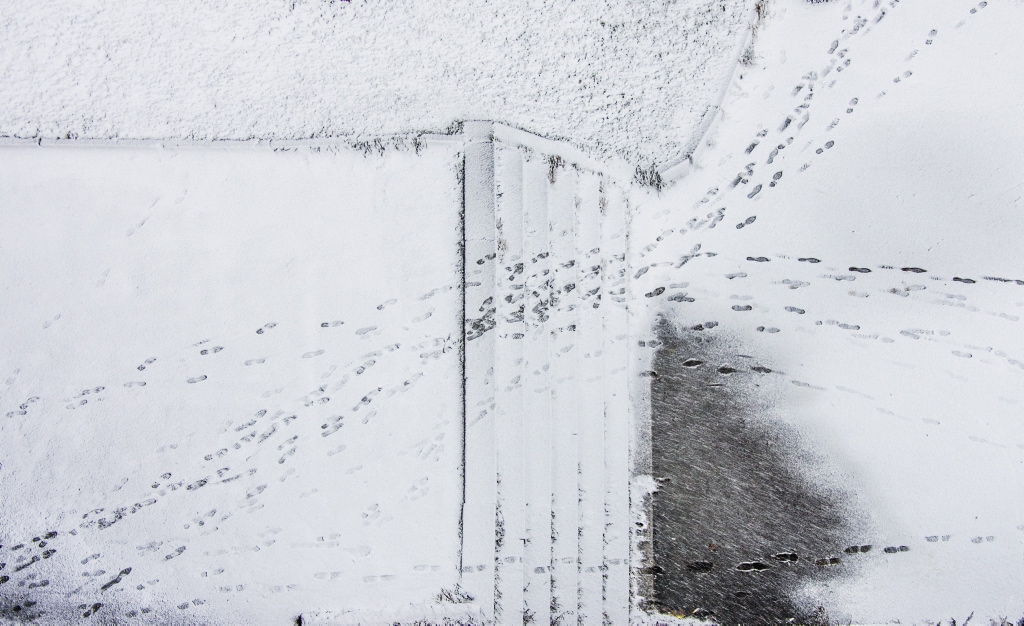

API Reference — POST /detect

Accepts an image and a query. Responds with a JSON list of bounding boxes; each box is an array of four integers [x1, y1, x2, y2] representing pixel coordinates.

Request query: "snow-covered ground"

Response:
[[0, 0, 754, 170], [1, 0, 1023, 623], [0, 141, 467, 623], [631, 0, 1024, 621]]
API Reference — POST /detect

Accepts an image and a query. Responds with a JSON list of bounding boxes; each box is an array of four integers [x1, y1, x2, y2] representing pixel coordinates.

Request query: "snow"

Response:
[[0, 140, 467, 623], [0, 0, 755, 170], [1, 0, 1023, 622], [631, 0, 1024, 621]]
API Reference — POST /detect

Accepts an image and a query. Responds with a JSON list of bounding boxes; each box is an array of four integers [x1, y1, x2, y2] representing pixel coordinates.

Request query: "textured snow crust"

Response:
[[0, 0, 755, 170]]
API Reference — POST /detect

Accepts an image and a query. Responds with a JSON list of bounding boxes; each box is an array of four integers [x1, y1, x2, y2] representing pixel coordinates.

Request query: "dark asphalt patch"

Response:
[[649, 316, 863, 624]]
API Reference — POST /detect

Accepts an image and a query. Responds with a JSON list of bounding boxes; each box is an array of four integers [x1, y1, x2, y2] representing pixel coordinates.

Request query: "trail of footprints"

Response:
[[0, 283, 462, 621], [633, 0, 1022, 384], [683, 528, 1014, 582], [7, 521, 1004, 619], [635, 254, 1024, 456], [0, 3, 1007, 619], [632, 3, 1019, 602], [644, 0, 988, 259], [637, 249, 1024, 375], [662, 335, 1021, 577]]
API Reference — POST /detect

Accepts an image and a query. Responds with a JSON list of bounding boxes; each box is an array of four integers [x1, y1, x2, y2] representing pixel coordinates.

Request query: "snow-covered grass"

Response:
[[0, 0, 755, 170]]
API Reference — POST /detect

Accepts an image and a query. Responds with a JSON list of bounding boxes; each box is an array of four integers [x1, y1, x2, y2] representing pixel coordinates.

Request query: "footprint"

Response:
[[411, 310, 434, 323], [736, 561, 771, 572], [278, 447, 297, 464], [407, 477, 430, 501], [164, 546, 186, 560], [187, 376, 207, 384], [99, 567, 132, 591], [361, 504, 382, 526], [668, 293, 695, 303], [302, 350, 325, 359], [244, 359, 266, 366]]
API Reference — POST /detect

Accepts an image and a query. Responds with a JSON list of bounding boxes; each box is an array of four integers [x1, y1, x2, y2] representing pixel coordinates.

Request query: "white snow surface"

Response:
[[2, 0, 1024, 622], [0, 141, 466, 623], [0, 0, 754, 169]]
